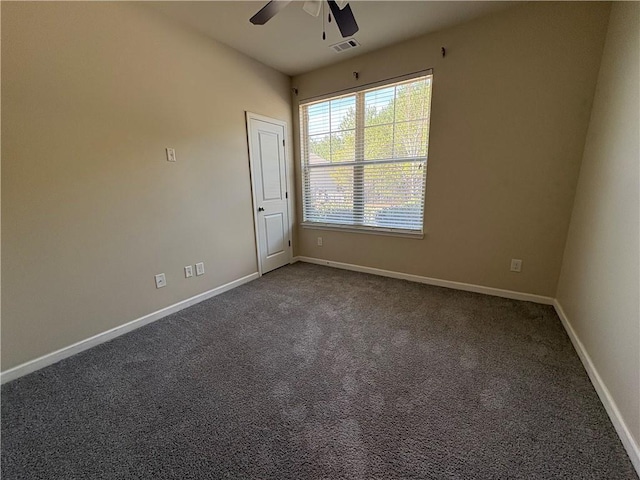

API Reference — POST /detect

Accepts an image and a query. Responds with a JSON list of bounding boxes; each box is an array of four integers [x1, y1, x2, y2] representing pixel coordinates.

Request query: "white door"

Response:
[[247, 113, 291, 274]]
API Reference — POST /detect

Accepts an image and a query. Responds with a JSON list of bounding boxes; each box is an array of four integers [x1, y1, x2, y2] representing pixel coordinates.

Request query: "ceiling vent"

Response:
[[330, 38, 360, 53]]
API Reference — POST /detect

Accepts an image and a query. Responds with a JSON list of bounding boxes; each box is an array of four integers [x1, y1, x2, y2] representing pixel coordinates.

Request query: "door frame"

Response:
[[245, 111, 293, 276]]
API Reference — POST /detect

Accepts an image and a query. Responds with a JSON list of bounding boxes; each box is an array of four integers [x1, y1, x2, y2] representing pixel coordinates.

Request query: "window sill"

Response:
[[300, 222, 424, 239]]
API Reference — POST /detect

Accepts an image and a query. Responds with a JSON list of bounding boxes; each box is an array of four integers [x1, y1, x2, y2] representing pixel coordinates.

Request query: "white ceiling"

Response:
[[146, 1, 514, 76]]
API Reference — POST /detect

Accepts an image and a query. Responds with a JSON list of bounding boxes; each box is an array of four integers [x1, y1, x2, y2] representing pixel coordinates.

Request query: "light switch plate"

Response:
[[166, 148, 176, 162]]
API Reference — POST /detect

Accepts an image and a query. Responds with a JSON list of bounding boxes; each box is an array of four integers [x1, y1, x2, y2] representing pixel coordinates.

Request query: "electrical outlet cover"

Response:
[[155, 273, 167, 288], [510, 259, 522, 272], [185, 265, 194, 278]]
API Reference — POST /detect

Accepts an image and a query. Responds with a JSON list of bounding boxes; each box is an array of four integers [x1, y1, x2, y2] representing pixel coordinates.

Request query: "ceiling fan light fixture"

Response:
[[335, 0, 349, 9], [303, 0, 322, 17]]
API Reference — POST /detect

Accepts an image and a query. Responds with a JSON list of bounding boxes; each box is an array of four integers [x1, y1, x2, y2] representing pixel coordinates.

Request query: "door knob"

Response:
[[258, 207, 265, 212]]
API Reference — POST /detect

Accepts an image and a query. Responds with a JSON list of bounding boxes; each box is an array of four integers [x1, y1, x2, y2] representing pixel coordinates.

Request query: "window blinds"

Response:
[[300, 74, 433, 233]]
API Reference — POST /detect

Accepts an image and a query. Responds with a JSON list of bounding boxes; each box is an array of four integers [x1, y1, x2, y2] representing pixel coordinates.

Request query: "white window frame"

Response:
[[299, 70, 433, 238]]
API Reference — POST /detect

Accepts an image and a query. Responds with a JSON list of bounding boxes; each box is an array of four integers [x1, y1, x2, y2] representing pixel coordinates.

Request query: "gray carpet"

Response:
[[2, 263, 637, 479]]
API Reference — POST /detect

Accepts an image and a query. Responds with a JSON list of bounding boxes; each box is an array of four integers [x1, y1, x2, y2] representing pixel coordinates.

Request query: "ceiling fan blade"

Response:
[[327, 0, 359, 37], [303, 0, 322, 17], [250, 0, 292, 25]]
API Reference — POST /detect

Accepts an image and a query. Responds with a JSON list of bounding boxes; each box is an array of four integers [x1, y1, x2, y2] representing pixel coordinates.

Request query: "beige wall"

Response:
[[557, 1, 640, 453], [1, 2, 292, 369], [292, 2, 610, 297]]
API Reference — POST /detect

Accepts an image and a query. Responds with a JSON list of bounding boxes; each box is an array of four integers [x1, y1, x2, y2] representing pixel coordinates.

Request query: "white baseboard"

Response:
[[0, 272, 260, 385], [293, 256, 554, 305], [553, 300, 640, 475]]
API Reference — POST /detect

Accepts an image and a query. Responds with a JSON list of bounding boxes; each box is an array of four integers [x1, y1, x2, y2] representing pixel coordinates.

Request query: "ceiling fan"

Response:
[[250, 0, 359, 38]]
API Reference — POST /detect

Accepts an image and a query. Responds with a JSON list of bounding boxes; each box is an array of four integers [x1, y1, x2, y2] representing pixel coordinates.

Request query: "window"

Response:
[[300, 73, 433, 235]]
